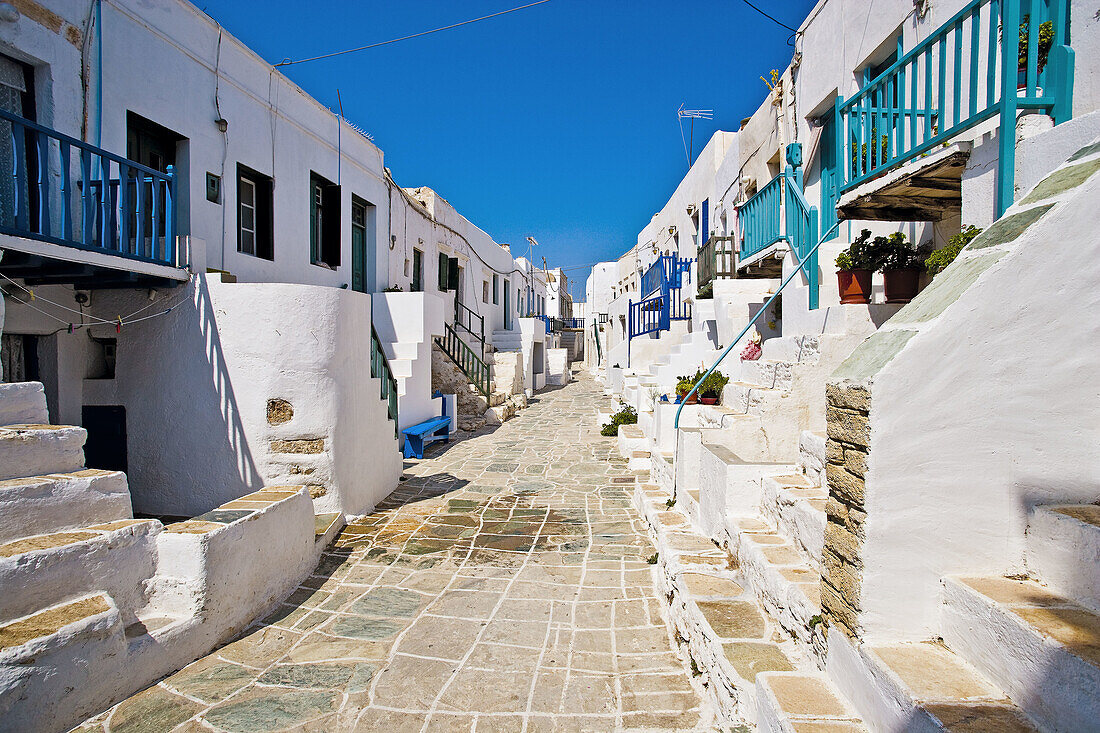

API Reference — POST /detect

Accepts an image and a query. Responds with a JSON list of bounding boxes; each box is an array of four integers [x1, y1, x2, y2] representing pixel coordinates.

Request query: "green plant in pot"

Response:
[[675, 369, 706, 404], [1017, 17, 1053, 90], [699, 370, 729, 405], [926, 225, 982, 276], [877, 232, 924, 304], [835, 229, 878, 305]]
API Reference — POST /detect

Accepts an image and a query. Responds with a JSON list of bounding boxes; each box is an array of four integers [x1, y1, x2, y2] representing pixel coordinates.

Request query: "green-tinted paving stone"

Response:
[[969, 203, 1055, 249], [1021, 158, 1100, 203], [447, 499, 481, 512], [348, 587, 423, 617], [193, 509, 252, 524], [108, 684, 202, 733], [256, 662, 370, 689], [166, 660, 255, 702], [328, 616, 406, 640], [202, 689, 339, 732]]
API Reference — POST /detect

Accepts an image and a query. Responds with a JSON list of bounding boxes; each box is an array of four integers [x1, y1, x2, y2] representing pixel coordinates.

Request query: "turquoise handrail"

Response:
[[673, 220, 842, 432], [836, 0, 1072, 216], [740, 174, 783, 261]]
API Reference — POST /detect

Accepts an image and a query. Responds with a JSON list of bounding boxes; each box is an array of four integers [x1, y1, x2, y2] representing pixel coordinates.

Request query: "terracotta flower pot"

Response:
[[837, 269, 873, 305], [700, 396, 718, 405], [677, 392, 698, 405], [883, 268, 921, 303]]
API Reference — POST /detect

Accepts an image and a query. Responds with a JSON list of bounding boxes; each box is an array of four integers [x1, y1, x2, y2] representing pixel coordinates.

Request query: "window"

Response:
[[492, 274, 499, 304], [412, 248, 423, 291], [483, 280, 490, 303], [237, 165, 273, 259], [309, 172, 340, 268]]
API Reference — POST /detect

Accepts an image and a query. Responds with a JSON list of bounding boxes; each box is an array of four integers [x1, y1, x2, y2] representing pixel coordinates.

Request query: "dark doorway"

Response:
[[82, 405, 127, 473], [1, 333, 38, 383]]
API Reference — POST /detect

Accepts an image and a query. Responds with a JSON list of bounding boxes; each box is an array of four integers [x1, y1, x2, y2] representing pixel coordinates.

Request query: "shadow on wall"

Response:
[[124, 277, 260, 516]]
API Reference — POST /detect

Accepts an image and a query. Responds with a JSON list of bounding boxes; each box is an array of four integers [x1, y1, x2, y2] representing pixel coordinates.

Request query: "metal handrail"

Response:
[[370, 323, 400, 437], [673, 220, 842, 432], [454, 297, 486, 355], [435, 322, 492, 398]]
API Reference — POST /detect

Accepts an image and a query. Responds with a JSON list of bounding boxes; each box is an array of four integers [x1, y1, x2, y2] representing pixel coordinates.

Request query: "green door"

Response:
[[351, 199, 367, 293], [503, 278, 511, 330]]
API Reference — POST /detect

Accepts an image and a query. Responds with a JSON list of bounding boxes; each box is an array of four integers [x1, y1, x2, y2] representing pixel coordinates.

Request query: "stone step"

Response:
[[729, 516, 823, 657], [740, 359, 798, 392], [0, 469, 132, 544], [0, 519, 159, 625], [761, 474, 827, 571], [1026, 504, 1100, 613], [942, 575, 1100, 733], [631, 481, 802, 724], [760, 334, 821, 364], [755, 672, 865, 733], [314, 511, 342, 542], [628, 449, 651, 472], [0, 593, 126, 732], [722, 381, 786, 415], [697, 441, 791, 537], [616, 424, 647, 460], [798, 430, 826, 486], [0, 424, 87, 482], [852, 640, 1037, 732], [0, 382, 49, 426]]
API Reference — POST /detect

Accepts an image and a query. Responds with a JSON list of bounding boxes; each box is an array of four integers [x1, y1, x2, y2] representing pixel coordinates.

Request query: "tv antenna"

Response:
[[678, 104, 713, 169]]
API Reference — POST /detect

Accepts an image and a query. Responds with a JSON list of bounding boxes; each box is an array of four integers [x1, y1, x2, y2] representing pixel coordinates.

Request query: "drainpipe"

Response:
[[95, 0, 102, 148]]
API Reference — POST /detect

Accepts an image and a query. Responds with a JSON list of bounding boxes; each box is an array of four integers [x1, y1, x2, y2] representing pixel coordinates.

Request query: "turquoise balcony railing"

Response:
[[836, 0, 1072, 216], [0, 109, 180, 268], [739, 174, 783, 262]]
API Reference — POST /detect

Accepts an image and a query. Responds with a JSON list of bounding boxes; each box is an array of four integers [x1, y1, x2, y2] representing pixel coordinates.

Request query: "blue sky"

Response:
[[200, 0, 817, 301]]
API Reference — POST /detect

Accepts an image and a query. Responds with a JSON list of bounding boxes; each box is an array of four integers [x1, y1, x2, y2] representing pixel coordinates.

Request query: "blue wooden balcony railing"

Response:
[[836, 0, 1072, 216], [739, 174, 783, 262], [0, 109, 181, 268], [627, 253, 694, 364]]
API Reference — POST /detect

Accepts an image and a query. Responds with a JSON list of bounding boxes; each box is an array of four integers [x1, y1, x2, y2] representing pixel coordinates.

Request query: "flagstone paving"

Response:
[[75, 372, 710, 732]]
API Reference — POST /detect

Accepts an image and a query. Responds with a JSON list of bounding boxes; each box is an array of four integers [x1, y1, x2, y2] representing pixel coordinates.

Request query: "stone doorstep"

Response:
[[0, 519, 156, 558], [314, 512, 342, 540], [0, 593, 116, 655], [950, 576, 1100, 669], [756, 672, 866, 730], [164, 487, 306, 535]]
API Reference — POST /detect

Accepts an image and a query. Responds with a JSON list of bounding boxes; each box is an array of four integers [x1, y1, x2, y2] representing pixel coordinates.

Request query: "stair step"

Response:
[[1027, 504, 1100, 613], [0, 520, 159, 624], [314, 512, 341, 540], [730, 516, 822, 655], [0, 382, 49, 426], [0, 469, 131, 544], [0, 424, 86, 481], [761, 474, 827, 571], [942, 575, 1100, 733], [740, 359, 797, 392], [755, 672, 866, 733], [0, 593, 126, 733], [864, 640, 1036, 732]]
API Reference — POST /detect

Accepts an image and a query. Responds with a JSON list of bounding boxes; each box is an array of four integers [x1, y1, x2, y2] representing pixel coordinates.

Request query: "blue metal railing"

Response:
[[837, 0, 1072, 216], [740, 174, 783, 262], [641, 257, 665, 299], [785, 166, 820, 311], [0, 109, 180, 268]]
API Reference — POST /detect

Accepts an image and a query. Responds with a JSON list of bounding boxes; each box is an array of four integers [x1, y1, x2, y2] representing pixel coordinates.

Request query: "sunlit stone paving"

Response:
[[75, 373, 709, 732]]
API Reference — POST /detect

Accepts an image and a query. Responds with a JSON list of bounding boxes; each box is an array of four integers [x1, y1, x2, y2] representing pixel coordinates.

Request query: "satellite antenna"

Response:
[[678, 104, 713, 169]]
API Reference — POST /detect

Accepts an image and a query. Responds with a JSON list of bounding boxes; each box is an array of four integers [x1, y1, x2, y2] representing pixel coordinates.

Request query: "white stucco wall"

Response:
[[832, 146, 1100, 641]]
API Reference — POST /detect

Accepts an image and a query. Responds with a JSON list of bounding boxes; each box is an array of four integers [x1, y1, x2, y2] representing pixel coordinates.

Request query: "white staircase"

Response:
[[0, 382, 326, 731]]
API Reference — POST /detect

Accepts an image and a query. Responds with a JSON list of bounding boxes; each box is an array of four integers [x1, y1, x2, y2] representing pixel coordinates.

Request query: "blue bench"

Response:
[[402, 416, 451, 459]]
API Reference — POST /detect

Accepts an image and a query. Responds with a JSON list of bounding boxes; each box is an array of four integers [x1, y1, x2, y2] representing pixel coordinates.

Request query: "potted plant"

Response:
[[675, 377, 698, 404], [926, 225, 982, 276], [835, 229, 878, 305], [699, 370, 729, 405], [1017, 17, 1053, 92], [877, 232, 923, 304]]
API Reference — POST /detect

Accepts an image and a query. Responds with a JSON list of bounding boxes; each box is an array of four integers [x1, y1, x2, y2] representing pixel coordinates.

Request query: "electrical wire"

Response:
[[274, 0, 552, 67], [740, 0, 798, 34]]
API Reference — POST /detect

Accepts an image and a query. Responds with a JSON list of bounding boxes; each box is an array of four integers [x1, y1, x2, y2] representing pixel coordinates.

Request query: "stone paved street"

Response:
[[75, 373, 709, 732]]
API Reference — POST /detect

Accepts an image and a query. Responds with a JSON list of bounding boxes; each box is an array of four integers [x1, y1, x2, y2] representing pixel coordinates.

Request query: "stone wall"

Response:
[[821, 383, 869, 640]]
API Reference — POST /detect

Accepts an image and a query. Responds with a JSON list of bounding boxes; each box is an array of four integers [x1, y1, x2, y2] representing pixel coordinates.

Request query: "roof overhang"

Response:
[[836, 142, 971, 222]]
